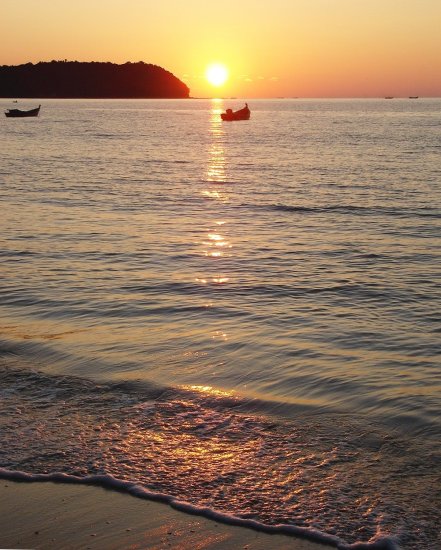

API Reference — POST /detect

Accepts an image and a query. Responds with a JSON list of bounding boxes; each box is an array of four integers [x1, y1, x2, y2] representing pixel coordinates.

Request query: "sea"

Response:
[[0, 98, 440, 549]]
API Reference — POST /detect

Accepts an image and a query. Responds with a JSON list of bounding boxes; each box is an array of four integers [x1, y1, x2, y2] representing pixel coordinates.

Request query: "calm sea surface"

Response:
[[1, 99, 440, 549]]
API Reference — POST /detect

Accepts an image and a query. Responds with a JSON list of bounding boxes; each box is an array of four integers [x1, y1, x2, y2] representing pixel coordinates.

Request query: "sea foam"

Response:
[[1, 363, 438, 549], [0, 468, 399, 550]]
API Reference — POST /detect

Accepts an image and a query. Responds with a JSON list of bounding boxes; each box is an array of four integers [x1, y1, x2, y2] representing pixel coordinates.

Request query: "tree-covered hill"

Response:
[[0, 61, 190, 98]]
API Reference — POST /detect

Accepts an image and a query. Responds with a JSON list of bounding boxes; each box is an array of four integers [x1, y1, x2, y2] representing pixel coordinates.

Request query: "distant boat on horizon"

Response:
[[384, 96, 394, 99], [5, 105, 41, 118], [409, 96, 419, 99]]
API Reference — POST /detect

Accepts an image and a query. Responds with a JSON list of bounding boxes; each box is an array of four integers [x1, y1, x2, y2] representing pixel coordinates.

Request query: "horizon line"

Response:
[[1, 96, 439, 100]]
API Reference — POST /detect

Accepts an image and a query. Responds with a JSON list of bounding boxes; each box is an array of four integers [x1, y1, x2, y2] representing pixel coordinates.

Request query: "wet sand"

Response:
[[0, 481, 334, 550]]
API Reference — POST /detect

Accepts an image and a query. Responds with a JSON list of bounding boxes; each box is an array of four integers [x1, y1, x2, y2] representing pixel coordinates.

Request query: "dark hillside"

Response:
[[0, 61, 190, 98]]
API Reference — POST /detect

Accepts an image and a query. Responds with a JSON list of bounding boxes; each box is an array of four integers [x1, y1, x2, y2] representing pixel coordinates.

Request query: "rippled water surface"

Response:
[[1, 99, 440, 549]]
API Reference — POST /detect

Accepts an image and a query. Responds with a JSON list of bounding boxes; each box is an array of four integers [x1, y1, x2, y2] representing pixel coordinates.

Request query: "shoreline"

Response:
[[0, 480, 334, 550]]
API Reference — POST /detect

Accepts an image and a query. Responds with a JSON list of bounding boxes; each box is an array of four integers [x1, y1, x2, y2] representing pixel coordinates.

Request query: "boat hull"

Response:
[[221, 107, 250, 121], [221, 113, 250, 121], [5, 106, 41, 118]]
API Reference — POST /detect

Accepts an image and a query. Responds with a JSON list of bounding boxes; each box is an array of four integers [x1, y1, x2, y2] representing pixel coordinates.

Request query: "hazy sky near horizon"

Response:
[[1, 0, 441, 97]]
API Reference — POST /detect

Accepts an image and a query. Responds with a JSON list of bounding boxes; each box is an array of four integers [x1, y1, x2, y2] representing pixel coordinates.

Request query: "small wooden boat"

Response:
[[5, 105, 41, 118], [221, 103, 250, 121]]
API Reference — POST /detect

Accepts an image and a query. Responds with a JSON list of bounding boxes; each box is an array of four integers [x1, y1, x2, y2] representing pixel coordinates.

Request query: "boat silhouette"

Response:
[[221, 103, 250, 121], [5, 105, 41, 118]]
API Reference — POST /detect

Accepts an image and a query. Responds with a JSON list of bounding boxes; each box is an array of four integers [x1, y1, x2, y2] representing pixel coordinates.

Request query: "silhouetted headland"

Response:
[[0, 61, 189, 98]]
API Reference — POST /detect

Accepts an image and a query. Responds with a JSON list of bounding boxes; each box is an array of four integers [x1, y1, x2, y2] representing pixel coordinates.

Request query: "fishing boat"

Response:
[[221, 103, 250, 121], [5, 105, 41, 118]]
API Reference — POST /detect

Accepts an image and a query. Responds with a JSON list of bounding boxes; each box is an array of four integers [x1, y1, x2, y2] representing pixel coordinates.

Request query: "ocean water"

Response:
[[0, 98, 440, 549]]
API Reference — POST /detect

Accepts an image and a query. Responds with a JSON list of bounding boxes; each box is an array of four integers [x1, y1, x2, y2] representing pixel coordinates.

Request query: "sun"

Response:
[[205, 63, 229, 87]]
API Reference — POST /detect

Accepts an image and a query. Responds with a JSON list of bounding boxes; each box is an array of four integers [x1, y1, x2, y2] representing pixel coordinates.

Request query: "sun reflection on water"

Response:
[[206, 143, 226, 184], [204, 99, 228, 190], [202, 232, 233, 258], [182, 384, 235, 399], [192, 100, 239, 345]]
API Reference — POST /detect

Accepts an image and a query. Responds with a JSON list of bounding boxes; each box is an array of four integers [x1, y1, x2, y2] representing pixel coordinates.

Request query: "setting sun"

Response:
[[205, 63, 228, 87]]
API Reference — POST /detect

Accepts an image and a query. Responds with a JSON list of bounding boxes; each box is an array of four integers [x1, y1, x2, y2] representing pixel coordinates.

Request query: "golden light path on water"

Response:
[[196, 100, 233, 343], [194, 100, 233, 342]]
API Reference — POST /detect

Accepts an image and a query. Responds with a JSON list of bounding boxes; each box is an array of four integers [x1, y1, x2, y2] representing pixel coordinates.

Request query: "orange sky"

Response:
[[1, 0, 440, 97]]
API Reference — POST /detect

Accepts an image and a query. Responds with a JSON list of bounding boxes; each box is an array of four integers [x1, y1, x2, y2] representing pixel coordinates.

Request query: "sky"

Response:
[[1, 0, 441, 98]]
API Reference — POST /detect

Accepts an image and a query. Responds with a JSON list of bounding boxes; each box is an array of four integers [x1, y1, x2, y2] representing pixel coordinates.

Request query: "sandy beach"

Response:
[[0, 481, 333, 550]]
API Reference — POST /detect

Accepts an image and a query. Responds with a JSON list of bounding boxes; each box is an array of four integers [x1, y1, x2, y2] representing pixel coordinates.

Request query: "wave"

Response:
[[0, 362, 439, 549], [269, 204, 441, 219], [0, 468, 398, 550]]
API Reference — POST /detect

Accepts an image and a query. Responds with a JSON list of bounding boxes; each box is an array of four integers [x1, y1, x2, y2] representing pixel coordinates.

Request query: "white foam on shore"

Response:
[[2, 363, 437, 548], [0, 467, 399, 550]]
